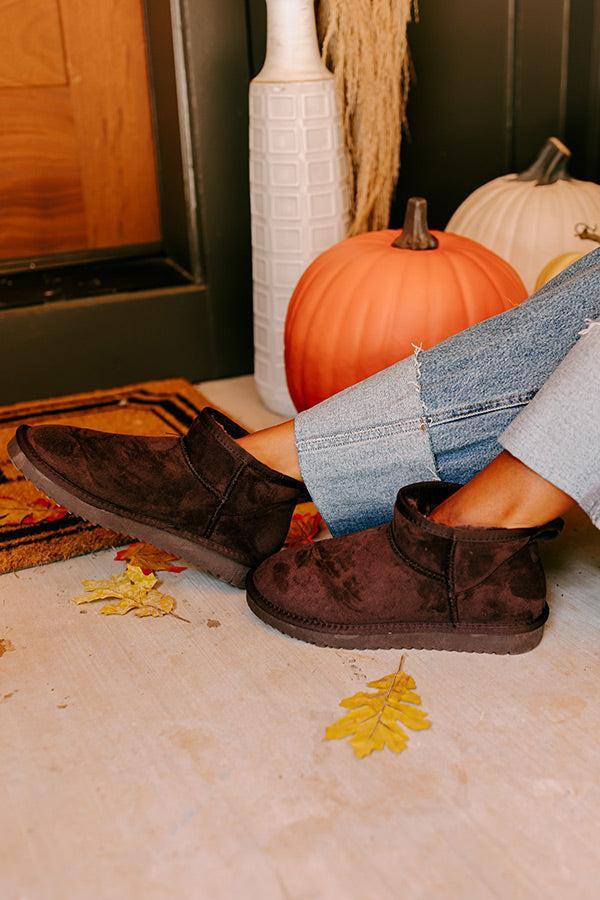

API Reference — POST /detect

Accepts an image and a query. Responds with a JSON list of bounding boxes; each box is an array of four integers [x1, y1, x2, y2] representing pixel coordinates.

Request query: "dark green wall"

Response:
[[247, 0, 600, 229], [393, 0, 600, 227]]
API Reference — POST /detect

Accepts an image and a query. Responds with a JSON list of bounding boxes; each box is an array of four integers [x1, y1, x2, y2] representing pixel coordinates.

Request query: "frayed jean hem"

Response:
[[295, 355, 439, 536]]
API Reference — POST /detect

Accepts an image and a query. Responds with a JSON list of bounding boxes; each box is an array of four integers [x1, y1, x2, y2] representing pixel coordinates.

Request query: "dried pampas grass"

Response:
[[318, 0, 417, 235]]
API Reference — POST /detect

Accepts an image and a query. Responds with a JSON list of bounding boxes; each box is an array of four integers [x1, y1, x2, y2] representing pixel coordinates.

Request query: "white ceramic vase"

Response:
[[249, 0, 350, 416]]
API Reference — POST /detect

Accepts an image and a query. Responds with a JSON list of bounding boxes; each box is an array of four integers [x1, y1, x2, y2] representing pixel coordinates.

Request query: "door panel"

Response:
[[0, 0, 160, 261], [59, 0, 160, 249], [0, 0, 67, 88], [0, 87, 87, 257]]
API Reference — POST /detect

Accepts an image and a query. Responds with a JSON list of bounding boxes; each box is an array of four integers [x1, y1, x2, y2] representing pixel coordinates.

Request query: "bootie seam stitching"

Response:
[[194, 414, 305, 489], [178, 440, 222, 497], [248, 581, 547, 630], [387, 528, 447, 584], [204, 463, 245, 539], [447, 541, 459, 626], [453, 545, 544, 602]]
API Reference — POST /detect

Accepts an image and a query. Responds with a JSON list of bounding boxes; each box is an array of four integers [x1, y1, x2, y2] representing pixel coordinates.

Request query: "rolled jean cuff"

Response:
[[294, 355, 439, 536], [499, 321, 600, 527]]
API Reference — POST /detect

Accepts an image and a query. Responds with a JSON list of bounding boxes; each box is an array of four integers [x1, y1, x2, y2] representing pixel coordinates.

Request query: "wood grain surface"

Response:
[[0, 0, 67, 88], [0, 86, 87, 257], [59, 0, 160, 249], [0, 0, 160, 260]]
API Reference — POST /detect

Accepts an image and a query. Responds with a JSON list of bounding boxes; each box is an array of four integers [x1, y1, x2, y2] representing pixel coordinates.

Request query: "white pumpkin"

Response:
[[447, 137, 600, 291]]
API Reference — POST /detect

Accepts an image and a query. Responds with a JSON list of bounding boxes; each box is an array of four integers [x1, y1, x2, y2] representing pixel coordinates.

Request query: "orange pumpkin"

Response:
[[285, 197, 528, 411]]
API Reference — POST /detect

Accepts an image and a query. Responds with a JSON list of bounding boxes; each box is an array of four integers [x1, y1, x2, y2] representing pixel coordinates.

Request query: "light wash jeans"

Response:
[[295, 249, 600, 535]]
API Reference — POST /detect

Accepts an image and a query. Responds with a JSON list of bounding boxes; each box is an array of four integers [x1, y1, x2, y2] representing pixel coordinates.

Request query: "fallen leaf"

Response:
[[72, 565, 190, 622], [0, 495, 67, 527], [285, 502, 324, 547], [114, 542, 187, 574], [325, 657, 430, 758], [0, 638, 15, 657]]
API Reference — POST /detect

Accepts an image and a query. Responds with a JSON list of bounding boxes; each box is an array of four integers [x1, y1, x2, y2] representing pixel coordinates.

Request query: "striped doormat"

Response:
[[0, 379, 210, 574]]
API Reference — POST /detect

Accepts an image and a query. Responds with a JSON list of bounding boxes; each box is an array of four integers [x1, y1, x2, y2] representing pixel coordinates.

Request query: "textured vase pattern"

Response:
[[250, 79, 349, 416]]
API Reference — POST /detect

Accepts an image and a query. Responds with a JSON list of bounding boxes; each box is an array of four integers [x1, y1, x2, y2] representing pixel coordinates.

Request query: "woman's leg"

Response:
[[497, 317, 600, 526], [430, 450, 576, 527], [237, 420, 301, 480], [246, 319, 600, 652], [243, 318, 600, 532], [431, 318, 600, 529], [240, 250, 600, 530], [282, 248, 600, 534]]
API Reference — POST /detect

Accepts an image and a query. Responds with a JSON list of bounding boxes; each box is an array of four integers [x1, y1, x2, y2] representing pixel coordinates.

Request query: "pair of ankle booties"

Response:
[[10, 408, 561, 655]]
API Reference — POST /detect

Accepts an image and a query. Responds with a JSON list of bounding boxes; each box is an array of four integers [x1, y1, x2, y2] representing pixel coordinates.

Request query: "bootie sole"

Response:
[[8, 434, 250, 589], [246, 572, 548, 654]]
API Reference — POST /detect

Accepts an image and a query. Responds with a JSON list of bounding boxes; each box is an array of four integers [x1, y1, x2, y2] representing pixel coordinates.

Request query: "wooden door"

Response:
[[0, 0, 160, 261]]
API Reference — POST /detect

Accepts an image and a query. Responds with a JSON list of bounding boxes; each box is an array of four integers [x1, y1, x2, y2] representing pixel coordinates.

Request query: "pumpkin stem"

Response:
[[392, 197, 439, 250], [575, 223, 600, 244], [514, 136, 572, 186]]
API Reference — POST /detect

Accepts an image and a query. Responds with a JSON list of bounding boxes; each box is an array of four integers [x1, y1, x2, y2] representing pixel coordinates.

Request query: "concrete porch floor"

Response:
[[1, 375, 599, 899]]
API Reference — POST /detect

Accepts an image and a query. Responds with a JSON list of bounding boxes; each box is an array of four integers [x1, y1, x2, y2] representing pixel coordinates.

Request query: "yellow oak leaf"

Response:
[[325, 657, 430, 758], [72, 565, 189, 622]]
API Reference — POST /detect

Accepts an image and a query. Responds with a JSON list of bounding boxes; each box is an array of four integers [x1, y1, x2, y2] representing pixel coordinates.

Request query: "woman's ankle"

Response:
[[429, 492, 532, 529], [429, 452, 574, 529], [236, 420, 303, 481]]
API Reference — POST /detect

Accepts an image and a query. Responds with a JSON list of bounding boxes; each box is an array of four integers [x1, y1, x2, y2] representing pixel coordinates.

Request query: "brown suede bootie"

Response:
[[246, 482, 562, 653], [9, 408, 308, 587]]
